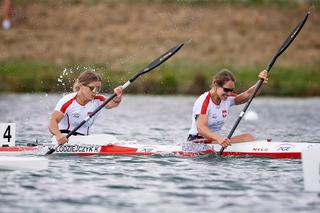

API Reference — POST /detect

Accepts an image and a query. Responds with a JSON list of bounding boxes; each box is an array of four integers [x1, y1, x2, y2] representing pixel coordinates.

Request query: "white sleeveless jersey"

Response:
[[54, 92, 106, 135], [188, 91, 236, 136]]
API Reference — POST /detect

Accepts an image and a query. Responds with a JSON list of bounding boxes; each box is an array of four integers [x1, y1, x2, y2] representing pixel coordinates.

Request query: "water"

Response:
[[0, 94, 320, 213]]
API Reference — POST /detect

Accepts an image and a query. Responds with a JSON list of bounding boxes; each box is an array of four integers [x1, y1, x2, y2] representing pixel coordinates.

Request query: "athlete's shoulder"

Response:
[[226, 92, 237, 101], [199, 91, 210, 98], [195, 91, 211, 114], [195, 91, 210, 102], [94, 94, 106, 102], [55, 92, 77, 113], [59, 92, 77, 102], [226, 92, 237, 106]]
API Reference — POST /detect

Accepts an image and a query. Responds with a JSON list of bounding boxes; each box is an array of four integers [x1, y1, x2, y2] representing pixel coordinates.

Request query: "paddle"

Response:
[[46, 43, 184, 155], [218, 11, 310, 155]]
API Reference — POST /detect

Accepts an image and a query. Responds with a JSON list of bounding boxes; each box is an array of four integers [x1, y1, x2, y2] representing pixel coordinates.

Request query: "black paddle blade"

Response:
[[267, 12, 309, 71], [130, 43, 184, 82]]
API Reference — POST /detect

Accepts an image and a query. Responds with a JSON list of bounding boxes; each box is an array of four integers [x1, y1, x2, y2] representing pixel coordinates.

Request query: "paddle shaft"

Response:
[[219, 12, 310, 155], [46, 43, 184, 155]]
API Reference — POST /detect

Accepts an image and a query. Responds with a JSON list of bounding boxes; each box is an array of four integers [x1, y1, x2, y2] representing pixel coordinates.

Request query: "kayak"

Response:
[[0, 156, 49, 170], [0, 134, 319, 158]]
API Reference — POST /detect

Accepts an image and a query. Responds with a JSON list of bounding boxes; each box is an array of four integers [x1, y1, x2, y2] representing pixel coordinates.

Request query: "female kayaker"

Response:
[[49, 70, 123, 145], [187, 69, 268, 148]]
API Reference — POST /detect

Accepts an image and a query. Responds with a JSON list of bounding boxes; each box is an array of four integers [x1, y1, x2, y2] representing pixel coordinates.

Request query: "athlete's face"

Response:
[[81, 81, 102, 100], [216, 80, 235, 101]]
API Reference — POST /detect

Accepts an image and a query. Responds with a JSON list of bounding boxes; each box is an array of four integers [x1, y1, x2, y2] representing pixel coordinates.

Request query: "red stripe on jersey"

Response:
[[94, 95, 106, 101], [228, 92, 237, 97], [60, 96, 76, 114], [200, 92, 211, 114]]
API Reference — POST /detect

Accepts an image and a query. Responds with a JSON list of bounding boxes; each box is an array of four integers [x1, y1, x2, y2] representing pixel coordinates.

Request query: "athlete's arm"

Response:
[[49, 111, 68, 145], [196, 115, 231, 148], [104, 86, 123, 109], [234, 70, 268, 105]]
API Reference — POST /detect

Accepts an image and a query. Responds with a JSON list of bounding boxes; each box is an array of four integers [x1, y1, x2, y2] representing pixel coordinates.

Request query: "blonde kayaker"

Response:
[[49, 70, 123, 145], [187, 69, 268, 148]]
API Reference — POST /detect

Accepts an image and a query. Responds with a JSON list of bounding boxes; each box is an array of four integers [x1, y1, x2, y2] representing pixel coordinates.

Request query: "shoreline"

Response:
[[1, 60, 319, 96]]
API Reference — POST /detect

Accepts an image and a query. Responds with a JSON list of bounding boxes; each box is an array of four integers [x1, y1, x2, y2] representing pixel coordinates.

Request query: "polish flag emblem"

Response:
[[222, 110, 227, 118]]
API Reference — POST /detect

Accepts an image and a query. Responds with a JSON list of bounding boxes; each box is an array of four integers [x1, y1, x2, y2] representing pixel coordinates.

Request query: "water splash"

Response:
[[56, 66, 94, 93]]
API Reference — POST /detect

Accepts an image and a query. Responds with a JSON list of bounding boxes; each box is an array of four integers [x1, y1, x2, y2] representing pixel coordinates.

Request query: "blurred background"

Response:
[[0, 0, 319, 96]]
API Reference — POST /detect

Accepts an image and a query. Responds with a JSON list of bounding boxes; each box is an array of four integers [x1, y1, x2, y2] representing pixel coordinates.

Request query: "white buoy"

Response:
[[0, 156, 49, 171], [244, 110, 259, 121]]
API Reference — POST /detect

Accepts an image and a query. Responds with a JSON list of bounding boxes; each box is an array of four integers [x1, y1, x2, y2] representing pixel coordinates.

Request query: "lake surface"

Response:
[[0, 94, 320, 213]]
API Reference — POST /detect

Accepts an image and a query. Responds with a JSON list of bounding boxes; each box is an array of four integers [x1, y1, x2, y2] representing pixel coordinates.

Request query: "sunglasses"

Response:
[[85, 85, 101, 93], [222, 87, 235, 93]]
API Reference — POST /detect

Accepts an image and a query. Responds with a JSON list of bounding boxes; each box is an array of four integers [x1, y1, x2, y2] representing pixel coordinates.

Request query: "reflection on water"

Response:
[[0, 94, 320, 213]]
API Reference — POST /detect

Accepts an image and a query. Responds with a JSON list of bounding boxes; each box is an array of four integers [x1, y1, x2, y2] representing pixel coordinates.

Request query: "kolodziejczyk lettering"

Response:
[[52, 145, 100, 153]]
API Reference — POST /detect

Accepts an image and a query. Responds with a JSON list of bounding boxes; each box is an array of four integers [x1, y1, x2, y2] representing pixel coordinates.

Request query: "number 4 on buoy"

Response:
[[0, 123, 15, 147]]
